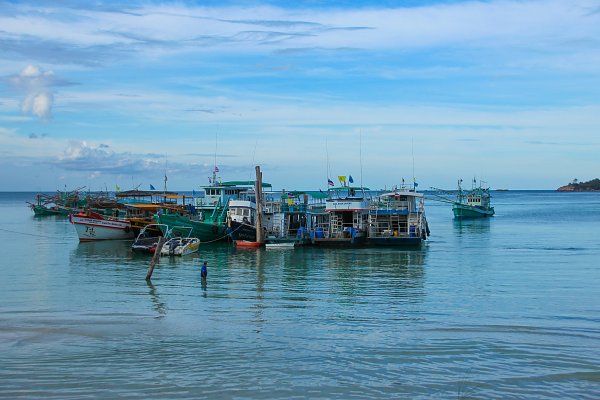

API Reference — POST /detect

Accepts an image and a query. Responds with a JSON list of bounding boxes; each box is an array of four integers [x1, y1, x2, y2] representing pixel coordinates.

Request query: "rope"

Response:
[[200, 223, 242, 244], [0, 227, 71, 240]]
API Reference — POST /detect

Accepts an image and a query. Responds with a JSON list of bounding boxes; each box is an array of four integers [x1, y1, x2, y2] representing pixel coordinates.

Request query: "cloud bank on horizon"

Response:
[[0, 0, 599, 190]]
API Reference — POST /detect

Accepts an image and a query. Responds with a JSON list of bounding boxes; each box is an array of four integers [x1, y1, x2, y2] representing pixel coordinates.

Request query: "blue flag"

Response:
[[150, 184, 156, 190], [349, 175, 354, 184]]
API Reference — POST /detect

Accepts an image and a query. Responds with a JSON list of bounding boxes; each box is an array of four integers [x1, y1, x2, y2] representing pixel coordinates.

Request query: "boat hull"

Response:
[[235, 240, 264, 248], [31, 205, 64, 216], [71, 215, 134, 241], [228, 221, 257, 242], [265, 242, 295, 249], [157, 213, 227, 242], [160, 238, 200, 256], [453, 203, 495, 218], [368, 237, 423, 247], [312, 234, 367, 247], [131, 237, 160, 254]]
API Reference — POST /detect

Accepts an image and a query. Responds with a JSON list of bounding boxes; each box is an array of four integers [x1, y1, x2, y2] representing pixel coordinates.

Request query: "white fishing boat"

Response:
[[70, 211, 134, 242]]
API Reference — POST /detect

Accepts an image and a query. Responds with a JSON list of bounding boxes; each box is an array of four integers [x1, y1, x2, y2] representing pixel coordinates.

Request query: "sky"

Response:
[[1, 0, 599, 191]]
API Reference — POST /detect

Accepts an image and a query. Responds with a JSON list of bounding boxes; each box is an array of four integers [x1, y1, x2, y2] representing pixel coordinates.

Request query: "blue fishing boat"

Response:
[[310, 182, 370, 247], [367, 185, 429, 246]]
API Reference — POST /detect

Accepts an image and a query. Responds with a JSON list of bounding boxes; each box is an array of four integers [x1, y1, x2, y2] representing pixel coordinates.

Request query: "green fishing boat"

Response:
[[156, 168, 263, 242], [453, 179, 495, 218], [156, 206, 229, 242]]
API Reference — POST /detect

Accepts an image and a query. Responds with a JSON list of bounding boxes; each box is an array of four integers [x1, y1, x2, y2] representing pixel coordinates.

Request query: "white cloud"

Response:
[[0, 1, 598, 62], [21, 92, 54, 119], [10, 65, 56, 120]]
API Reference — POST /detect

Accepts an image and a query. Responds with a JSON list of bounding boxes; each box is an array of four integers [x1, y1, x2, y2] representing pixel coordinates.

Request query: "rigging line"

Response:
[[411, 136, 415, 183], [250, 138, 259, 182], [214, 130, 218, 170], [199, 223, 243, 244], [0, 227, 74, 241]]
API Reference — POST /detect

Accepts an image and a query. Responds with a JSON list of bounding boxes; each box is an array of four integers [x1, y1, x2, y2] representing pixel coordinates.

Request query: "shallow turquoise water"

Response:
[[1, 191, 599, 399]]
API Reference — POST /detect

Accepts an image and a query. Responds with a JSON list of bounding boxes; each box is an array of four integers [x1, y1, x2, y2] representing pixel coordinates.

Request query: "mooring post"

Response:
[[255, 165, 264, 244], [146, 236, 166, 281]]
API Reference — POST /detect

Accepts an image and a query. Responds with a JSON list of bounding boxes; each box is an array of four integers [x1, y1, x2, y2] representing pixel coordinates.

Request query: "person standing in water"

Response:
[[201, 261, 208, 279]]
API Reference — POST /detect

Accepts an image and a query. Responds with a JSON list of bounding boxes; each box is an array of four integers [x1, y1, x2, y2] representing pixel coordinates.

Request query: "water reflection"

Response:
[[72, 240, 133, 260], [453, 218, 491, 235], [146, 281, 166, 318], [318, 248, 427, 304]]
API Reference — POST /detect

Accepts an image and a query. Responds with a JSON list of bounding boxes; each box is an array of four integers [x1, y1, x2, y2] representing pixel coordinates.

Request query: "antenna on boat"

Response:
[[164, 156, 168, 194], [325, 136, 331, 189], [212, 131, 219, 187], [411, 137, 416, 191], [359, 129, 363, 191]]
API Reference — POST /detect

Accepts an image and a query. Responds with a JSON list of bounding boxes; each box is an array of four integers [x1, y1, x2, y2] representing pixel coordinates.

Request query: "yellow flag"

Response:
[[338, 175, 346, 185], [116, 184, 120, 192]]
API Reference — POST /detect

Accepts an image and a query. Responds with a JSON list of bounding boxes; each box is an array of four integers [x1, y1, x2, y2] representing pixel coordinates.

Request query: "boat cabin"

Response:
[[368, 189, 427, 243], [312, 186, 370, 244]]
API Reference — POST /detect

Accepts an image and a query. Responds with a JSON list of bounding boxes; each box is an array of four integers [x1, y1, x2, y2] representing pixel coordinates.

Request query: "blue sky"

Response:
[[1, 0, 599, 191]]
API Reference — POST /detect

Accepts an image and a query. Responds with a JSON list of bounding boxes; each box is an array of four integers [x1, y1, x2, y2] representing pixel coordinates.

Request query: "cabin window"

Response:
[[243, 209, 250, 217]]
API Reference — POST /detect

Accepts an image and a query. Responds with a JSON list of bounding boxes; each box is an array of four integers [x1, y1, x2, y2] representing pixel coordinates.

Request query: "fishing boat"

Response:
[[263, 190, 325, 248], [226, 181, 273, 242], [311, 181, 370, 247], [156, 179, 265, 242], [367, 185, 429, 246], [28, 189, 85, 216], [453, 179, 495, 218], [70, 211, 134, 241]]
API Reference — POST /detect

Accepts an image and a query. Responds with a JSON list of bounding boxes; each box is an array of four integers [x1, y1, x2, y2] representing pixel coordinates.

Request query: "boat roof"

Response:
[[202, 181, 272, 189], [328, 186, 370, 191], [116, 190, 178, 198], [125, 203, 183, 210], [380, 190, 423, 198], [280, 190, 328, 199]]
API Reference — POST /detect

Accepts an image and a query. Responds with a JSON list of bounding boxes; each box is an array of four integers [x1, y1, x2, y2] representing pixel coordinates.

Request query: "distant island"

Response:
[[557, 178, 600, 192]]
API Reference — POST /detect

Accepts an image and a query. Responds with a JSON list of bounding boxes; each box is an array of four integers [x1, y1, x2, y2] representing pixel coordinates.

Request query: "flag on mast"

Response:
[[349, 175, 354, 184], [150, 184, 156, 190], [327, 178, 334, 187]]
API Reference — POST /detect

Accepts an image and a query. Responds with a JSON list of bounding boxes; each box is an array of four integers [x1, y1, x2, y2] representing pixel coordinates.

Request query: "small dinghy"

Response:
[[131, 224, 170, 254], [160, 236, 201, 256]]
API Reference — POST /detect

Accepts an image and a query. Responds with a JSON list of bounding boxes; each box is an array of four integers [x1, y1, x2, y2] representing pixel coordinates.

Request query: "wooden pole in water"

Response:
[[146, 236, 166, 281], [255, 165, 264, 244]]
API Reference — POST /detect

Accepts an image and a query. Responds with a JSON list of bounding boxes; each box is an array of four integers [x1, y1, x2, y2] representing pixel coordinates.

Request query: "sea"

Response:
[[0, 191, 599, 399]]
